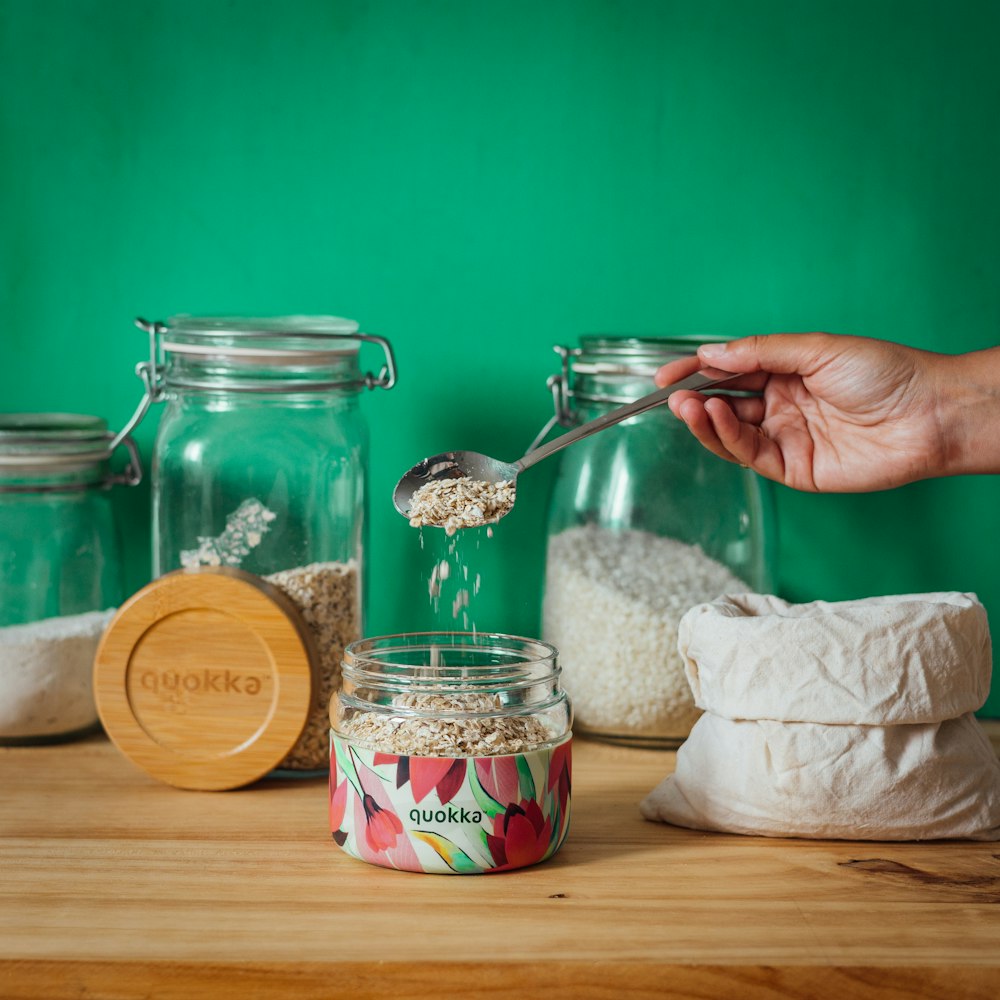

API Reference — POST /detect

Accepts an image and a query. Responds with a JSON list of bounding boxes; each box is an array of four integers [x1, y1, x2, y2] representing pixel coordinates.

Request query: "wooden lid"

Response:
[[94, 568, 317, 791]]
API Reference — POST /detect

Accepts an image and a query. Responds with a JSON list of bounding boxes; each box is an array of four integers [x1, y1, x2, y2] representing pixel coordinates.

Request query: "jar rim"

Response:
[[578, 333, 729, 349], [572, 334, 731, 376], [344, 631, 558, 669]]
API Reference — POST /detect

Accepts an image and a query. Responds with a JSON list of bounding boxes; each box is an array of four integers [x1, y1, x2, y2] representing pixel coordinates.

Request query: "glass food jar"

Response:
[[330, 632, 572, 874], [119, 315, 396, 772], [0, 413, 140, 744], [537, 336, 776, 749]]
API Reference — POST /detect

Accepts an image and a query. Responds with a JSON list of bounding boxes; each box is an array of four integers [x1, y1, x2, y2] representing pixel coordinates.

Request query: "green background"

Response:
[[3, 0, 998, 715]]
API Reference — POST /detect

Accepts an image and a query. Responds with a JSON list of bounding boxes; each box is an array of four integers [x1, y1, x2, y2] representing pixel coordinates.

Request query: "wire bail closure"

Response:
[[111, 316, 397, 453], [108, 318, 166, 454], [527, 345, 577, 452]]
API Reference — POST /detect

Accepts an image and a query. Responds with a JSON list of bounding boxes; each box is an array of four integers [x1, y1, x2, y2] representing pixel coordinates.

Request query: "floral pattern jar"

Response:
[[329, 632, 572, 875]]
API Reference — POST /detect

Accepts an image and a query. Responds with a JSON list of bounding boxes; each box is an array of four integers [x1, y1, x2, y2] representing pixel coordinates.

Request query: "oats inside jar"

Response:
[[338, 690, 553, 757]]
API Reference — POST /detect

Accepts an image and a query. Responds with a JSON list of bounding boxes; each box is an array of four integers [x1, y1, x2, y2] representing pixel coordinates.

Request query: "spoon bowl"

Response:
[[392, 451, 520, 518]]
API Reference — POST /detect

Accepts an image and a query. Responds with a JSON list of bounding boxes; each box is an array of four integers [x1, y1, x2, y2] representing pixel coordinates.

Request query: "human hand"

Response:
[[654, 333, 953, 493]]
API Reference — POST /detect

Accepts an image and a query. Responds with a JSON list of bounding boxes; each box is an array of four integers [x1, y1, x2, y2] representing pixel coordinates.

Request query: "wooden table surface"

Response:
[[3, 727, 1000, 1000]]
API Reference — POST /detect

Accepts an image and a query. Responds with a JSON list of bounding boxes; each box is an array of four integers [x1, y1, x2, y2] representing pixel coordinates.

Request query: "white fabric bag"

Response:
[[640, 592, 1000, 841]]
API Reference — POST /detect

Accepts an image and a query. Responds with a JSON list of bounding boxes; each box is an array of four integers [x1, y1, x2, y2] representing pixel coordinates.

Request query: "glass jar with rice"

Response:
[[537, 336, 776, 749], [0, 413, 140, 744]]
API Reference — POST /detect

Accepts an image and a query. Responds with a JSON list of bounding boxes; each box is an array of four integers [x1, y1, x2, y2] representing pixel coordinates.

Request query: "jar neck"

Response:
[[162, 352, 365, 396], [573, 371, 664, 409], [0, 465, 110, 494]]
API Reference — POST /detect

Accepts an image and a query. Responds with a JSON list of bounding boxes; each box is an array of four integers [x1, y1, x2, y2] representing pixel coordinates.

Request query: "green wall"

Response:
[[3, 0, 999, 714]]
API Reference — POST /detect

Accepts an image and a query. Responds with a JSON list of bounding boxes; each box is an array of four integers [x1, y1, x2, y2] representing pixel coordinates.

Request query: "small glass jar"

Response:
[[120, 315, 396, 772], [0, 413, 140, 744], [330, 632, 572, 874], [537, 336, 776, 749]]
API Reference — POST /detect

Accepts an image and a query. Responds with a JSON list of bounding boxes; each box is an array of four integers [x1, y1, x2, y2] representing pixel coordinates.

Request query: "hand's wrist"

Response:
[[935, 347, 1000, 477]]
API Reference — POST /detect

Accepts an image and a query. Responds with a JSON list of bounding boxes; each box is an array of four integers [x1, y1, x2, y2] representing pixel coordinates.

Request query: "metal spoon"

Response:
[[393, 367, 743, 523]]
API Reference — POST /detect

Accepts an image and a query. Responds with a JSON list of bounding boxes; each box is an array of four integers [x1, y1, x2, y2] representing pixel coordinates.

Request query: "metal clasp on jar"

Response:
[[527, 345, 578, 452], [0, 414, 142, 493], [111, 316, 398, 449]]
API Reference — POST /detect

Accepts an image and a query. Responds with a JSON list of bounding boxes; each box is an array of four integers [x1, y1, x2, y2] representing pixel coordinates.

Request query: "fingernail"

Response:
[[699, 343, 726, 359]]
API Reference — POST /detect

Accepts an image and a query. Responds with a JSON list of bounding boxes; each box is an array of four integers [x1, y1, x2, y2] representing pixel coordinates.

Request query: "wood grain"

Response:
[[2, 726, 999, 999], [4, 962, 1000, 1000], [93, 568, 315, 790]]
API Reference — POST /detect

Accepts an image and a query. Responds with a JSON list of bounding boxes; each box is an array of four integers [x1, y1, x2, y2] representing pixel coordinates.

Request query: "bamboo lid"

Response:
[[94, 568, 317, 791]]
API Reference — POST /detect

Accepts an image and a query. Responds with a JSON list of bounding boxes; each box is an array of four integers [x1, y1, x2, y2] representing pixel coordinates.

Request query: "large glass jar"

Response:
[[0, 413, 140, 744], [122, 315, 396, 771], [538, 336, 776, 749]]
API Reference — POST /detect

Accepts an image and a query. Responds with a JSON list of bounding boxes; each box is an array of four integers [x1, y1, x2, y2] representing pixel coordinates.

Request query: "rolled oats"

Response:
[[339, 690, 553, 757], [407, 477, 515, 535], [266, 561, 360, 770]]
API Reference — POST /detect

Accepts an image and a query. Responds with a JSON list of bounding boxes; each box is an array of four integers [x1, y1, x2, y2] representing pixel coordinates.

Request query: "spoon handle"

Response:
[[515, 367, 744, 473]]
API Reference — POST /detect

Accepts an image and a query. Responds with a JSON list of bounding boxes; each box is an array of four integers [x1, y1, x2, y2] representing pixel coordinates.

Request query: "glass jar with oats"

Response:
[[103, 316, 396, 779], [330, 632, 572, 874], [537, 336, 776, 750]]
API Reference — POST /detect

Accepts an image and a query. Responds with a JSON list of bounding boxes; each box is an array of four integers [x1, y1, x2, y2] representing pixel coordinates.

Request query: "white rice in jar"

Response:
[[543, 524, 750, 743]]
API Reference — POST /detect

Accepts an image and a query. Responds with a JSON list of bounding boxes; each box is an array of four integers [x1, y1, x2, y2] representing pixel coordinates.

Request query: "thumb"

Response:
[[698, 333, 839, 376]]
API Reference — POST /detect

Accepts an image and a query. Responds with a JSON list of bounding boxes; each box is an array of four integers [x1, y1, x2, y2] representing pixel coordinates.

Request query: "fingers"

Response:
[[698, 332, 839, 377], [702, 398, 773, 470], [673, 395, 785, 481], [655, 333, 840, 484], [653, 356, 702, 388], [657, 333, 841, 388], [673, 396, 739, 464], [668, 390, 765, 424], [655, 354, 770, 394]]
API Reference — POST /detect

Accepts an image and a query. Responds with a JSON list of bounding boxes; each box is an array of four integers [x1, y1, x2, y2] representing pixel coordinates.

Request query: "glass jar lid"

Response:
[[533, 334, 734, 434], [0, 414, 142, 490], [571, 334, 729, 378], [0, 413, 110, 469], [163, 315, 362, 366], [137, 314, 397, 394]]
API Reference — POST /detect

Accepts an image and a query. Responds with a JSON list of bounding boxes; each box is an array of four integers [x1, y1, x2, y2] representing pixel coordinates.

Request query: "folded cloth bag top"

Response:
[[641, 592, 1000, 841], [680, 592, 992, 725]]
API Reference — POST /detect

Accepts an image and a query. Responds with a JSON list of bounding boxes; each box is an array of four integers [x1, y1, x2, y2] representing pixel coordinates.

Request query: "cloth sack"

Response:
[[640, 592, 1000, 840]]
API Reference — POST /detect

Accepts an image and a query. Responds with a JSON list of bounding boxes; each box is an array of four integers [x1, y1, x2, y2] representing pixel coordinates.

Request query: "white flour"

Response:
[[0, 609, 114, 741]]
